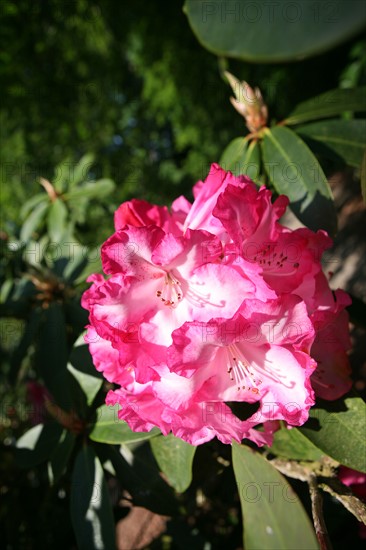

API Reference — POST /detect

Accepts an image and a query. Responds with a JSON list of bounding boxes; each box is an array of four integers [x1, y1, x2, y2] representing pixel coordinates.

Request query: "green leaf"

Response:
[[150, 434, 196, 493], [89, 404, 160, 444], [361, 148, 366, 205], [36, 303, 73, 410], [20, 201, 49, 242], [70, 445, 115, 550], [99, 445, 179, 516], [300, 395, 366, 473], [49, 430, 75, 484], [62, 245, 90, 283], [269, 427, 324, 461], [297, 119, 366, 167], [53, 158, 73, 193], [69, 343, 103, 379], [66, 178, 115, 201], [73, 247, 102, 285], [20, 193, 47, 219], [23, 234, 48, 267], [220, 138, 261, 181], [67, 363, 103, 407], [47, 198, 68, 242], [0, 279, 13, 304], [232, 443, 319, 550], [184, 0, 366, 63], [262, 126, 337, 235], [16, 423, 63, 468], [220, 137, 249, 172], [68, 153, 95, 188], [243, 140, 262, 182], [285, 87, 366, 125], [9, 307, 42, 383]]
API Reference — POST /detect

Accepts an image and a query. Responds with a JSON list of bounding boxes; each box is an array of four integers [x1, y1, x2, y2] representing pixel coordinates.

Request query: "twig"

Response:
[[319, 476, 366, 525], [269, 457, 366, 526], [45, 399, 85, 434], [309, 474, 333, 550], [266, 457, 312, 482]]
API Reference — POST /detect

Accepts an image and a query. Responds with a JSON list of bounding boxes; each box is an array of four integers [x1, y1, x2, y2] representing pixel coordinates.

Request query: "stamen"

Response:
[[226, 345, 263, 394], [253, 245, 300, 276], [226, 343, 296, 393], [155, 272, 183, 308], [313, 367, 335, 389]]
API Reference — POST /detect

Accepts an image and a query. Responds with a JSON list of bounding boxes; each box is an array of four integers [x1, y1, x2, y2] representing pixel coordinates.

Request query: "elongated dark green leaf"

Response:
[[150, 434, 196, 493], [66, 178, 114, 201], [297, 119, 366, 167], [232, 443, 318, 550], [184, 1, 366, 63], [20, 193, 47, 219], [89, 404, 160, 444], [269, 427, 324, 461], [62, 247, 89, 283], [20, 201, 49, 242], [0, 279, 13, 304], [220, 138, 262, 182], [285, 87, 366, 125], [36, 303, 73, 410], [74, 247, 103, 285], [16, 422, 63, 468], [68, 153, 95, 188], [67, 363, 103, 407], [220, 137, 249, 171], [47, 198, 68, 242], [300, 395, 366, 473], [69, 342, 103, 379], [49, 430, 75, 483], [262, 126, 336, 235], [99, 445, 179, 515], [361, 149, 366, 205], [243, 140, 262, 182], [9, 307, 42, 383], [70, 445, 115, 550], [53, 158, 73, 192], [68, 314, 90, 350]]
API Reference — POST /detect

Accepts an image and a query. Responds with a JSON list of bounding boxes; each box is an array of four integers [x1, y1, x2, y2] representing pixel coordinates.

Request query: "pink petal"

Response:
[[114, 199, 171, 231], [184, 164, 253, 234], [101, 225, 166, 276]]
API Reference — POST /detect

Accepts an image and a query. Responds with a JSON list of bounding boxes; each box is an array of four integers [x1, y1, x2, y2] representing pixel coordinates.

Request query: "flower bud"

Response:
[[225, 71, 268, 133]]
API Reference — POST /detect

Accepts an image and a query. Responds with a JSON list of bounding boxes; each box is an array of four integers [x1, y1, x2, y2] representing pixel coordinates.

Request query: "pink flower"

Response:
[[212, 181, 332, 307], [82, 163, 352, 446], [310, 288, 352, 400], [85, 225, 262, 347], [168, 295, 316, 427], [114, 198, 187, 235], [106, 379, 275, 446], [86, 325, 276, 445]]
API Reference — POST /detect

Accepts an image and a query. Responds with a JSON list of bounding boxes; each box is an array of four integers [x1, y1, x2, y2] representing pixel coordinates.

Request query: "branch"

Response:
[[319, 476, 366, 525], [309, 474, 333, 550], [267, 457, 312, 482], [268, 457, 366, 527]]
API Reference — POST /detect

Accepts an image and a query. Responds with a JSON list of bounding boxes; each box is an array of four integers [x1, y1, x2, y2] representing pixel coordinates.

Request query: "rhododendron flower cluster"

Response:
[[82, 164, 352, 446]]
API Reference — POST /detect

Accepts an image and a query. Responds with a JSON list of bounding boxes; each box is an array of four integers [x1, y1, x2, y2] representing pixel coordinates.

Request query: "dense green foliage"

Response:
[[2, 0, 365, 231]]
